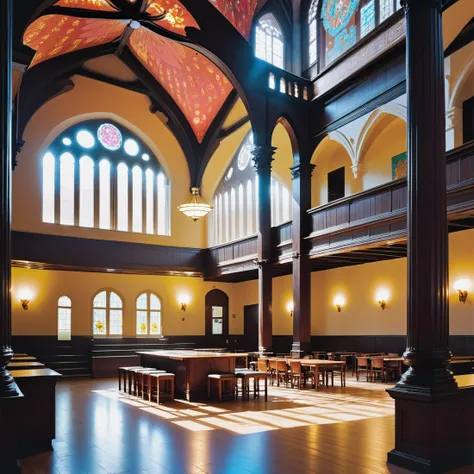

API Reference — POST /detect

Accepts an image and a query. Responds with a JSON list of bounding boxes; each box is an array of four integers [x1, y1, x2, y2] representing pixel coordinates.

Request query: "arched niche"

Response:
[[271, 122, 295, 191], [358, 115, 407, 190], [310, 135, 355, 208], [205, 289, 229, 346]]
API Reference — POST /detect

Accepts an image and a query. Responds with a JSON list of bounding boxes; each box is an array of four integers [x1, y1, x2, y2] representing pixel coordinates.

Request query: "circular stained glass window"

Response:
[[77, 130, 95, 149], [124, 138, 139, 156], [238, 144, 251, 170], [97, 123, 122, 151], [62, 137, 72, 146]]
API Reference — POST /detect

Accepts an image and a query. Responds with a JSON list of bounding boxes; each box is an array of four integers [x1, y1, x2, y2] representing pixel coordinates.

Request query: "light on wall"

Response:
[[454, 279, 470, 304], [179, 294, 190, 312], [286, 301, 294, 317], [376, 288, 390, 310], [19, 289, 33, 310], [333, 295, 345, 312]]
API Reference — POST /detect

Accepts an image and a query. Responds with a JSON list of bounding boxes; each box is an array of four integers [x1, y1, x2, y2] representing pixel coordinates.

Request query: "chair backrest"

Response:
[[327, 353, 335, 360], [357, 357, 369, 368], [387, 353, 399, 357], [303, 355, 312, 359], [257, 360, 268, 372], [276, 360, 288, 371], [289, 361, 302, 374], [371, 357, 384, 369], [269, 359, 277, 370]]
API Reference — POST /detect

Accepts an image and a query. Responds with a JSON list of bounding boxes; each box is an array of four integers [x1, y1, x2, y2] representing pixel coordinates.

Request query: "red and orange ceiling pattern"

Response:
[[23, 0, 259, 141]]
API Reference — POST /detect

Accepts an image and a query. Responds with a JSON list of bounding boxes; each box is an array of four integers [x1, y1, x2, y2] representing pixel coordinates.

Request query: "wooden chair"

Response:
[[275, 359, 289, 387], [356, 357, 370, 381], [323, 363, 346, 387], [208, 374, 236, 402], [289, 361, 304, 389], [142, 370, 166, 399], [371, 357, 385, 382], [148, 373, 175, 404], [257, 358, 268, 373], [268, 359, 278, 385], [385, 357, 402, 382]]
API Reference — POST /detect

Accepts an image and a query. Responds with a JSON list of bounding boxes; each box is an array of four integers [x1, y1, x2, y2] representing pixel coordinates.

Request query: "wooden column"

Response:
[[290, 161, 314, 357], [0, 0, 20, 400], [252, 145, 275, 352], [387, 0, 474, 471]]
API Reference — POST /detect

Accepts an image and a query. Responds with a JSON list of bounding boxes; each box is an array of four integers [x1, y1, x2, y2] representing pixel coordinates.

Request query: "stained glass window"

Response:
[[41, 120, 170, 236], [255, 14, 284, 69], [360, 0, 376, 38], [58, 296, 72, 341], [136, 292, 162, 336], [93, 289, 123, 336], [380, 0, 394, 22]]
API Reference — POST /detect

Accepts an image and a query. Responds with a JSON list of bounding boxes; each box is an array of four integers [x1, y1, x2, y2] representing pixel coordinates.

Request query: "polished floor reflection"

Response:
[[21, 378, 472, 474]]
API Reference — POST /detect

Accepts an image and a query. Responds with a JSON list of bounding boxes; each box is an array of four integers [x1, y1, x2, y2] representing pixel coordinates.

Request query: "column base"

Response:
[[387, 384, 474, 473], [291, 342, 312, 358]]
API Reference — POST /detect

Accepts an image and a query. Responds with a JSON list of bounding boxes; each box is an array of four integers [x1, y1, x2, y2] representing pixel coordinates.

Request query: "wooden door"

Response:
[[244, 304, 259, 351], [205, 289, 229, 348]]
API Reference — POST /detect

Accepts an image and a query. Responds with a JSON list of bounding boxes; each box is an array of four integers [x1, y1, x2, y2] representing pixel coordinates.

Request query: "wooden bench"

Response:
[[208, 373, 236, 402]]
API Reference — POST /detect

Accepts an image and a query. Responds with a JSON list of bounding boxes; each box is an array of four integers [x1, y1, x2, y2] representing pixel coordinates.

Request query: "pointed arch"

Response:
[[448, 55, 474, 110]]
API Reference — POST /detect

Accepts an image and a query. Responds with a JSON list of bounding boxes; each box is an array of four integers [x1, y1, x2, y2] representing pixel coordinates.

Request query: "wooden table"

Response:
[[267, 358, 346, 390], [12, 369, 62, 457], [8, 361, 45, 371], [194, 348, 227, 353], [138, 350, 249, 401], [12, 356, 37, 362]]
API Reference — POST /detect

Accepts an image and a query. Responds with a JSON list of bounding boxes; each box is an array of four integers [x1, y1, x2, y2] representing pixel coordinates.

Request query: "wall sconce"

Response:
[[232, 313, 237, 319], [333, 295, 345, 312], [286, 301, 294, 317], [454, 279, 470, 304], [19, 289, 33, 310], [376, 289, 390, 310], [178, 294, 190, 313]]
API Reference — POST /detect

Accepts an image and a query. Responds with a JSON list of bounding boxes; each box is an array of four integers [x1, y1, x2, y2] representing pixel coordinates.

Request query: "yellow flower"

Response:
[[95, 321, 104, 333], [151, 323, 158, 333], [139, 322, 147, 334]]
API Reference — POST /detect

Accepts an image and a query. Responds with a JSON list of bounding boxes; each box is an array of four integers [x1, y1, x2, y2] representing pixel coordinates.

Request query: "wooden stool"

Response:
[[118, 366, 143, 392], [127, 367, 156, 395], [149, 373, 175, 404], [245, 371, 268, 401], [235, 369, 253, 401], [142, 370, 166, 400], [208, 374, 236, 402]]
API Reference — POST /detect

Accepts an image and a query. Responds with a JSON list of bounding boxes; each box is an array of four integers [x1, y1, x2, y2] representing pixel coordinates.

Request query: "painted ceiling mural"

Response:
[[23, 1, 233, 142], [208, 0, 260, 40]]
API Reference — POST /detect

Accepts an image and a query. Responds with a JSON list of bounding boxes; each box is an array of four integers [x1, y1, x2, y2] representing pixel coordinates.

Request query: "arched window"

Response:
[[93, 290, 123, 336], [313, 0, 401, 71], [136, 292, 162, 336], [41, 120, 170, 236], [255, 14, 284, 69], [308, 0, 319, 66], [58, 296, 72, 341], [211, 131, 292, 245]]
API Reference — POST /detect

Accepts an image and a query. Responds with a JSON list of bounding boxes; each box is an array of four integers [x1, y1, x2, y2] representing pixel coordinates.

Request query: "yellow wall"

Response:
[[11, 268, 241, 337], [361, 118, 406, 190], [271, 123, 293, 191], [14, 75, 207, 248]]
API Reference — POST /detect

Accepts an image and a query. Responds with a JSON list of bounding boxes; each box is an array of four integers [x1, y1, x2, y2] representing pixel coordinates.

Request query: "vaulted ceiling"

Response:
[[13, 0, 267, 186]]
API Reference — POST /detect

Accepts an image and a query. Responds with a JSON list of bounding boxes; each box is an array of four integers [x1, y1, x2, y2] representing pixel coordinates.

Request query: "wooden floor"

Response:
[[21, 377, 473, 474]]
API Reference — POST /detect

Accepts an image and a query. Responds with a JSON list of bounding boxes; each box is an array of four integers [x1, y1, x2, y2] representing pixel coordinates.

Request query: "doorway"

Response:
[[244, 304, 258, 351], [205, 289, 229, 348]]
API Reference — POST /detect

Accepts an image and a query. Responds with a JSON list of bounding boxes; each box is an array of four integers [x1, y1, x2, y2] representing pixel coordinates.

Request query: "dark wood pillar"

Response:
[[387, 0, 474, 471], [0, 0, 19, 400], [252, 145, 275, 352], [290, 161, 315, 357]]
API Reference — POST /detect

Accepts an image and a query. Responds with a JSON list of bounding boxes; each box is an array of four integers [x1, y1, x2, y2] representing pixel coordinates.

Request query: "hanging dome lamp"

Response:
[[178, 187, 213, 222]]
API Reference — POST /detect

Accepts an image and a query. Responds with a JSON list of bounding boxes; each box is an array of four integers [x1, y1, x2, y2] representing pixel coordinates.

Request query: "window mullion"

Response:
[[142, 168, 146, 234], [128, 166, 133, 233], [74, 158, 80, 227], [54, 159, 61, 224]]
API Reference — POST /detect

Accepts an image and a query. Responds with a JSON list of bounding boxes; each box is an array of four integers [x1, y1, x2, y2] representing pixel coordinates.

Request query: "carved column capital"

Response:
[[252, 145, 276, 172], [351, 162, 364, 179], [290, 162, 315, 180]]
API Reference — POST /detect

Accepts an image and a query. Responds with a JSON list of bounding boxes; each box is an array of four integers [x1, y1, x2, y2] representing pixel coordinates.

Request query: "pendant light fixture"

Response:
[[178, 187, 213, 222]]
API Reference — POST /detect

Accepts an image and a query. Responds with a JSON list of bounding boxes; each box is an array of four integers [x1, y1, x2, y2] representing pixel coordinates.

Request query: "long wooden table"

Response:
[[8, 361, 45, 371], [267, 358, 346, 390], [138, 350, 248, 401]]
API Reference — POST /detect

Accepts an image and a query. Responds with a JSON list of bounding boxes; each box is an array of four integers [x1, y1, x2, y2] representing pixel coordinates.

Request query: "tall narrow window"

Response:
[[230, 187, 236, 241], [99, 159, 111, 230], [360, 1, 376, 38], [246, 179, 253, 235], [136, 292, 162, 336], [60, 152, 75, 226], [40, 120, 170, 236], [117, 163, 128, 232], [224, 191, 230, 242], [269, 72, 276, 89], [42, 152, 55, 223], [282, 186, 291, 222], [58, 296, 72, 341], [146, 169, 154, 234], [255, 14, 284, 68], [218, 193, 224, 243], [380, 0, 394, 22], [93, 290, 123, 336], [79, 156, 94, 228], [308, 0, 318, 66], [238, 184, 244, 238], [132, 166, 143, 233]]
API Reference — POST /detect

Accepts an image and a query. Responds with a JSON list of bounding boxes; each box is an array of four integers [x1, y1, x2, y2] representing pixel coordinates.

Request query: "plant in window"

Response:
[[151, 322, 159, 333], [95, 320, 105, 334]]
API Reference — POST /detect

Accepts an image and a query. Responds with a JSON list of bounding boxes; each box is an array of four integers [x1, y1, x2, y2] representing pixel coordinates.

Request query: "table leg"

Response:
[[264, 376, 268, 401], [315, 365, 319, 390], [118, 369, 121, 391]]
